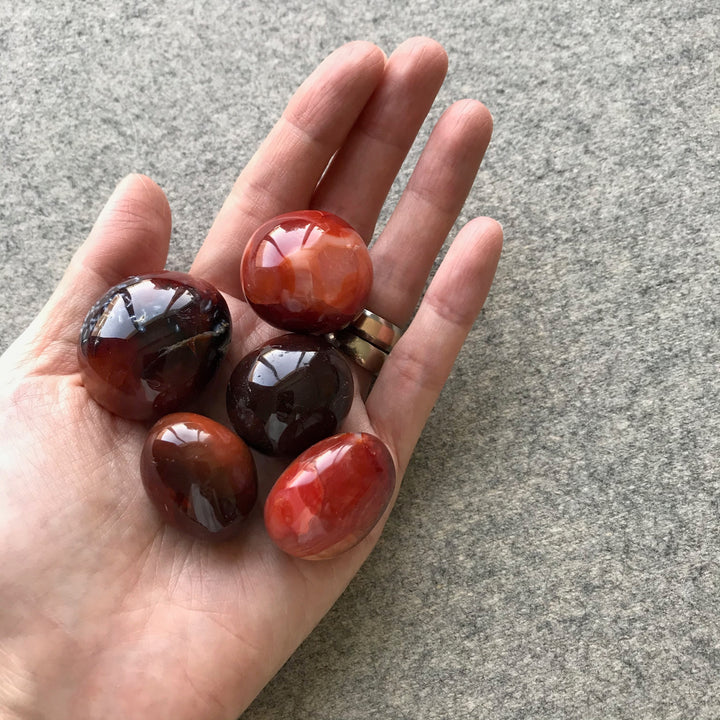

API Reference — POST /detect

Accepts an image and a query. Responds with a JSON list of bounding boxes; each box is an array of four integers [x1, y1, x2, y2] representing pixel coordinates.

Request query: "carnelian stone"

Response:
[[226, 334, 354, 457], [240, 210, 373, 333], [78, 272, 231, 420], [141, 413, 257, 541], [264, 432, 395, 560]]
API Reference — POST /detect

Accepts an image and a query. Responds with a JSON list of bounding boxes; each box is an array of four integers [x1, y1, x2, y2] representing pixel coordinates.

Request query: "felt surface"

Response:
[[2, 1, 719, 718]]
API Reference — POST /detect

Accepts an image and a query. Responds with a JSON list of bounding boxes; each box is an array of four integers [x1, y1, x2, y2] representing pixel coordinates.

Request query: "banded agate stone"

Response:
[[141, 413, 257, 541], [79, 272, 231, 420], [240, 211, 372, 333], [264, 432, 395, 559]]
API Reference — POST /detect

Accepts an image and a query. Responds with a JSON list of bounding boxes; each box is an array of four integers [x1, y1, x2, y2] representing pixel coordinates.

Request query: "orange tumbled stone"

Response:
[[240, 211, 373, 333], [264, 432, 395, 560]]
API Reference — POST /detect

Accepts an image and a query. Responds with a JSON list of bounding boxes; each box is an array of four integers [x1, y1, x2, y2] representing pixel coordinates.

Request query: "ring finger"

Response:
[[329, 99, 493, 393], [366, 98, 494, 328], [310, 36, 448, 241]]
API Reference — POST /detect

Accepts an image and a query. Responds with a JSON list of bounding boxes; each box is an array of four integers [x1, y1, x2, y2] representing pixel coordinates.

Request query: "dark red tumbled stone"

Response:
[[226, 333, 354, 457], [264, 432, 396, 560], [240, 210, 373, 333], [141, 413, 257, 541], [78, 272, 231, 420]]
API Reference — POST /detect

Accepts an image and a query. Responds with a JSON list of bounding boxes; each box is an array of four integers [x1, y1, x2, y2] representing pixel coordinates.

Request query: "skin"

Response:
[[0, 38, 502, 719]]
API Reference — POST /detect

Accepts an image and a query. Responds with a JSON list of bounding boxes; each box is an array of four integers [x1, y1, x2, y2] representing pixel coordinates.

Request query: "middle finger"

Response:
[[310, 36, 448, 242], [191, 41, 386, 297]]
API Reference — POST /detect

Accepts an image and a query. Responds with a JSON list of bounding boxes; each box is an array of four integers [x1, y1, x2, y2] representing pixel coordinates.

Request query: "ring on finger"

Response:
[[326, 309, 403, 376], [349, 309, 403, 352]]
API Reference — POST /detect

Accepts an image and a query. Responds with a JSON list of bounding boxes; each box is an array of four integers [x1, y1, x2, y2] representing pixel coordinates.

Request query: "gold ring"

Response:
[[350, 309, 403, 352], [326, 328, 387, 375]]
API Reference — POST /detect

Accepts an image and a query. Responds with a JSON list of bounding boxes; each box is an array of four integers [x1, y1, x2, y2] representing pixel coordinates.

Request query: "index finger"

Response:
[[190, 41, 386, 297]]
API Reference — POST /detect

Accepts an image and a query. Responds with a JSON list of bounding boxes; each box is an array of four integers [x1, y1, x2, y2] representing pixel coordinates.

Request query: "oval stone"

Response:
[[78, 272, 231, 420], [264, 432, 396, 560], [141, 413, 257, 541], [226, 333, 354, 457]]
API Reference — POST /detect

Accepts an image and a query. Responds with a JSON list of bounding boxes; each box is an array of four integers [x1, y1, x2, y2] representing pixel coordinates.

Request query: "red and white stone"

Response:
[[264, 432, 395, 560], [240, 210, 373, 334]]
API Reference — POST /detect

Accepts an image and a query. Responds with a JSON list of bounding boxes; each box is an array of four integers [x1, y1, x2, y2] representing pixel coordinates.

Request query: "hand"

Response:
[[0, 38, 502, 719]]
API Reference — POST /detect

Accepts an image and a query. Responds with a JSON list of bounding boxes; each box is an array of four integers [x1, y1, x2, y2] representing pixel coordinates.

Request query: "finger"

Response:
[[367, 99, 493, 326], [366, 217, 503, 470], [310, 37, 448, 241], [191, 41, 386, 297], [16, 174, 171, 373]]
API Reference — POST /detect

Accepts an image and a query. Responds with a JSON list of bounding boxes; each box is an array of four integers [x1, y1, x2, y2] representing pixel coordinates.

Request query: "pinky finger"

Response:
[[365, 217, 503, 472]]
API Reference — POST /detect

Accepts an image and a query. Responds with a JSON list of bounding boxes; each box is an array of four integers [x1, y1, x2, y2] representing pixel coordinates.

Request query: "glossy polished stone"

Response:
[[226, 334, 354, 457], [240, 210, 373, 333], [78, 272, 231, 420], [264, 432, 395, 560], [141, 413, 257, 541]]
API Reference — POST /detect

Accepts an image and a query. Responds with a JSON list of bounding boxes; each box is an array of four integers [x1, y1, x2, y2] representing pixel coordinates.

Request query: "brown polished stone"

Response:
[[141, 413, 258, 541], [78, 272, 231, 420], [226, 333, 354, 457]]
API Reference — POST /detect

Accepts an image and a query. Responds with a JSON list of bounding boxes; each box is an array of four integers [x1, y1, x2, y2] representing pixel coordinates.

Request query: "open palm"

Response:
[[0, 38, 502, 719]]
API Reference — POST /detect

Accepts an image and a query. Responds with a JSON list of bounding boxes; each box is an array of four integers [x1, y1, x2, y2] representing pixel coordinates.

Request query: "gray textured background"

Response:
[[2, 1, 719, 718]]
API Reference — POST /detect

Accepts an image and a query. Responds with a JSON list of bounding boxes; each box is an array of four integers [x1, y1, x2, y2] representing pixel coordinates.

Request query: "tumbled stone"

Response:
[[264, 432, 395, 559]]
